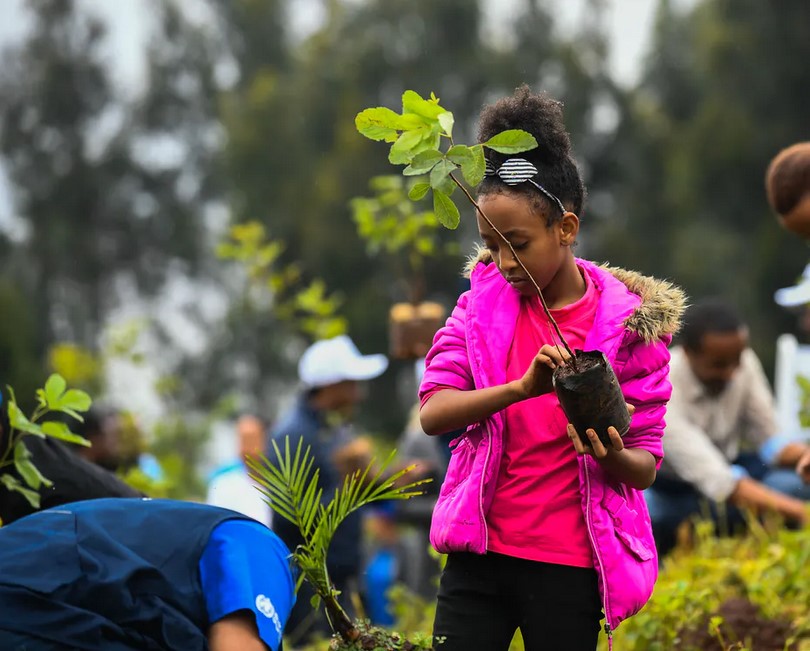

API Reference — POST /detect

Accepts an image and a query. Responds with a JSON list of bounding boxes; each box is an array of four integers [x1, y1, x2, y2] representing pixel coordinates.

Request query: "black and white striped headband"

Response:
[[484, 158, 567, 215]]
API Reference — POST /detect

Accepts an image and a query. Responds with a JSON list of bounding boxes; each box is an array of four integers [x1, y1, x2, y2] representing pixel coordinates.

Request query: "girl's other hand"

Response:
[[568, 424, 624, 459], [567, 404, 636, 459], [518, 344, 570, 398]]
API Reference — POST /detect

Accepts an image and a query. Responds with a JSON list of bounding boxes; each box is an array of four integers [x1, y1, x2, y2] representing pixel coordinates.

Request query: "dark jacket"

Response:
[[0, 435, 142, 525], [270, 396, 362, 573], [0, 498, 251, 650]]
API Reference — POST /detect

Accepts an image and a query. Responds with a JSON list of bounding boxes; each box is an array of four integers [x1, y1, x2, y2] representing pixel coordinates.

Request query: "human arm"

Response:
[[731, 476, 808, 525], [797, 448, 810, 483], [420, 344, 569, 435], [200, 521, 295, 651], [568, 336, 670, 489], [736, 349, 808, 469], [209, 612, 269, 651], [567, 406, 658, 490], [773, 440, 810, 467]]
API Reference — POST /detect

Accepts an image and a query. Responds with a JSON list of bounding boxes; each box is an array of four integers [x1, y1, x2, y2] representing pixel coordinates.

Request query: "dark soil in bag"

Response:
[[553, 350, 630, 447]]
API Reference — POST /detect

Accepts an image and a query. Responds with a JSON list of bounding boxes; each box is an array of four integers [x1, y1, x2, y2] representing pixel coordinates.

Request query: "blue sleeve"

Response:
[[759, 433, 808, 466], [199, 520, 297, 651]]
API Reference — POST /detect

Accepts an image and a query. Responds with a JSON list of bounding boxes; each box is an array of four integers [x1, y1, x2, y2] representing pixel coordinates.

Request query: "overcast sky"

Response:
[[0, 0, 673, 91]]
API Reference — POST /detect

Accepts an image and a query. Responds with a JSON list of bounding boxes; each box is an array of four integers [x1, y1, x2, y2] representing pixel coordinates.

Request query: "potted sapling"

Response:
[[355, 90, 630, 445], [350, 175, 459, 360]]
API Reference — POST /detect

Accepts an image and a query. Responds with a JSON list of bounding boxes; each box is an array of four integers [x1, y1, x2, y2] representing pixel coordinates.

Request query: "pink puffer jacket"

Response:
[[419, 253, 685, 632]]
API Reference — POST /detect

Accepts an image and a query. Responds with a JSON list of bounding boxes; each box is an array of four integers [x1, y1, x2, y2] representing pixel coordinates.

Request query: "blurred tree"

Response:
[[0, 0, 225, 386], [0, 280, 41, 409], [587, 0, 810, 373]]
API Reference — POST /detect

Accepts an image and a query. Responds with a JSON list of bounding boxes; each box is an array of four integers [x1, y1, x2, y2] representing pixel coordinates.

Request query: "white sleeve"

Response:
[[663, 392, 737, 502]]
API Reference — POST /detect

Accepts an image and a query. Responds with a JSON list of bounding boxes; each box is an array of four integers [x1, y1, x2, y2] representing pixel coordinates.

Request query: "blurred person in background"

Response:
[[207, 414, 272, 528], [773, 268, 810, 484], [73, 408, 122, 472], [765, 141, 810, 240], [773, 264, 810, 436], [270, 334, 387, 646], [361, 376, 449, 627], [645, 299, 810, 556], [0, 497, 295, 651], [0, 398, 142, 526], [72, 407, 164, 483]]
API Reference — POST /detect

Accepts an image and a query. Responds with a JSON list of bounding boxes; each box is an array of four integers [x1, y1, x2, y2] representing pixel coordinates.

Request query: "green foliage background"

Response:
[[0, 0, 808, 521]]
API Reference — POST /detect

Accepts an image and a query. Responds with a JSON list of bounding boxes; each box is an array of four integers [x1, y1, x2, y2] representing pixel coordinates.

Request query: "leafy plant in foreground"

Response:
[[0, 374, 92, 514], [248, 438, 433, 649]]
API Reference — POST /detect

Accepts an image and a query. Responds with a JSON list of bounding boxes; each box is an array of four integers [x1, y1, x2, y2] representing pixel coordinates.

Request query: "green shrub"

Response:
[[602, 519, 810, 651]]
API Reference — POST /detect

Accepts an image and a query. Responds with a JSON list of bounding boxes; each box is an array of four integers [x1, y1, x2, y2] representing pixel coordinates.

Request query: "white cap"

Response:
[[298, 335, 388, 388], [774, 263, 810, 308]]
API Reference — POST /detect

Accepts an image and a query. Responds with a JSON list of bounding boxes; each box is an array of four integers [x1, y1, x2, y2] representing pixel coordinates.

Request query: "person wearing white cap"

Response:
[[774, 264, 810, 434], [269, 334, 388, 646]]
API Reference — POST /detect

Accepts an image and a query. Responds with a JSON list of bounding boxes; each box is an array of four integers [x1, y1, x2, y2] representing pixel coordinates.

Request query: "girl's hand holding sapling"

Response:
[[567, 404, 658, 490], [515, 344, 571, 398]]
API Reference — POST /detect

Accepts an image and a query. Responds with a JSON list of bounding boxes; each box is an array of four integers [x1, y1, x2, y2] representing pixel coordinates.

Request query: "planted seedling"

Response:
[[350, 175, 457, 359], [248, 438, 434, 650], [356, 90, 629, 445]]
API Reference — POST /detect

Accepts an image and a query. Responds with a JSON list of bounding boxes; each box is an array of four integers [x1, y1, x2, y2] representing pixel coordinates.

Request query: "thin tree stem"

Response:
[[323, 593, 359, 642], [450, 173, 577, 363]]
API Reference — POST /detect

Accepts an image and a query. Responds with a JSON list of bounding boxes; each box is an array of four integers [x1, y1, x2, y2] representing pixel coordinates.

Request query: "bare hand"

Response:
[[567, 404, 636, 459], [568, 424, 625, 459], [518, 344, 571, 398], [797, 449, 810, 485]]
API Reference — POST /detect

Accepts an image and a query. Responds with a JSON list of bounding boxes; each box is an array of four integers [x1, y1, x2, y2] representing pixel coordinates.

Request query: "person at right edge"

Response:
[[418, 85, 686, 651]]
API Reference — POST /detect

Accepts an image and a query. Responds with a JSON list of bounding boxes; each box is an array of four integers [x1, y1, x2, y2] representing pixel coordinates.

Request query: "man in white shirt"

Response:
[[645, 299, 810, 555], [207, 415, 272, 527]]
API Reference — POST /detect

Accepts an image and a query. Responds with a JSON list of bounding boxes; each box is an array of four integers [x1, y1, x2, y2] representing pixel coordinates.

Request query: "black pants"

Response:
[[432, 552, 602, 651]]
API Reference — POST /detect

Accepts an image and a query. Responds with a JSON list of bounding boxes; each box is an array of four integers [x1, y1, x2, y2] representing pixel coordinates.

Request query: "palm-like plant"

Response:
[[247, 437, 432, 647]]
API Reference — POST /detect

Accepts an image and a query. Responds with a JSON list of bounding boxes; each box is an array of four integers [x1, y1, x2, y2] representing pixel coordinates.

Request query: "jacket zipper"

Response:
[[479, 421, 492, 551], [583, 457, 613, 645]]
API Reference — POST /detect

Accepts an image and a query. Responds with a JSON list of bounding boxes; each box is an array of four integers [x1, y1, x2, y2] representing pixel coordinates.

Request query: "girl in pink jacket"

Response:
[[419, 86, 685, 651]]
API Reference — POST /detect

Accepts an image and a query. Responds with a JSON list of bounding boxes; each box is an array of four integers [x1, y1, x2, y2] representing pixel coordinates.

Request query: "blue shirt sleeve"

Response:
[[759, 433, 808, 466], [199, 519, 297, 651]]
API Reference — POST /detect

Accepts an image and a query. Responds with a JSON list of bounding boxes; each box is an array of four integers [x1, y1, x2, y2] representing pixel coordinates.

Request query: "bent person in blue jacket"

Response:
[[0, 497, 296, 651]]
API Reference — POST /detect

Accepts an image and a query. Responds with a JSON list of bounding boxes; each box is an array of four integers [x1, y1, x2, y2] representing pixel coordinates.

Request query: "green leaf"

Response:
[[42, 421, 91, 447], [408, 182, 431, 201], [401, 90, 445, 121], [429, 159, 457, 190], [0, 474, 40, 508], [7, 402, 45, 438], [57, 389, 92, 413], [14, 441, 52, 490], [437, 111, 454, 137], [461, 144, 487, 186], [403, 149, 443, 176], [446, 144, 472, 166], [389, 128, 427, 165], [434, 174, 457, 197], [433, 190, 461, 229], [482, 129, 538, 154], [44, 374, 67, 407], [355, 107, 403, 142]]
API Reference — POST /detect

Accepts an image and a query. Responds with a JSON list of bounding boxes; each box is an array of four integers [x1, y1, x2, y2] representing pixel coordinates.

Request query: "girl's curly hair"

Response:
[[477, 85, 586, 223]]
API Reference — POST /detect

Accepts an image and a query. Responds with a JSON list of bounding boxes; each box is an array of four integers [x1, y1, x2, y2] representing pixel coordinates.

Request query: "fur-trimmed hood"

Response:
[[463, 245, 686, 343]]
